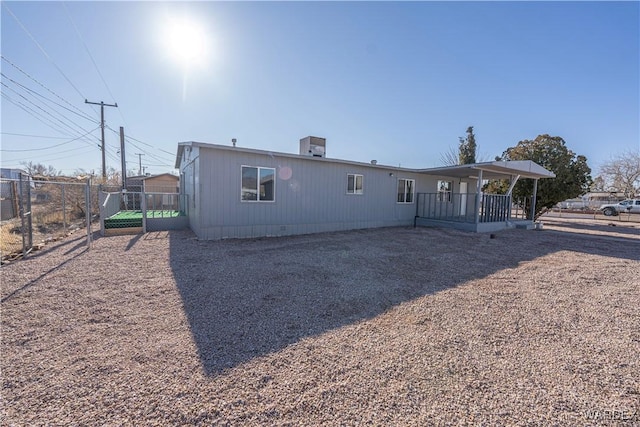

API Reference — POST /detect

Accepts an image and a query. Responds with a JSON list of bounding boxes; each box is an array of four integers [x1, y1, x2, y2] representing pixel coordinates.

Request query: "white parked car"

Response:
[[599, 199, 640, 216]]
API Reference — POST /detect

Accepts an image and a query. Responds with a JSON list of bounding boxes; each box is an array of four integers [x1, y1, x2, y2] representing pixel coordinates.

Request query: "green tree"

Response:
[[439, 126, 478, 166], [487, 134, 592, 219], [459, 126, 476, 164]]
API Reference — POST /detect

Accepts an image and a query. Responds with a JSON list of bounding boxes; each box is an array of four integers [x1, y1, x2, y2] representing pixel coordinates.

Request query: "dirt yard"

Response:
[[2, 219, 639, 426]]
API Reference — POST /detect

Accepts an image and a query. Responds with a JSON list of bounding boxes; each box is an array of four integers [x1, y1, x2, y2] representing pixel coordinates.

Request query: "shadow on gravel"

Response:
[[1, 248, 87, 303], [168, 226, 639, 376], [541, 219, 640, 238]]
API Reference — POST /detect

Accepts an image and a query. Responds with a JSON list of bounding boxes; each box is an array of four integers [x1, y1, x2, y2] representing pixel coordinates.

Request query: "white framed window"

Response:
[[347, 174, 364, 194], [438, 180, 452, 202], [397, 179, 415, 203], [241, 166, 275, 202]]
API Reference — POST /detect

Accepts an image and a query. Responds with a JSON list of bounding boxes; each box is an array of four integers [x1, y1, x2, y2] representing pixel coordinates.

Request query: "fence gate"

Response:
[[0, 176, 94, 262]]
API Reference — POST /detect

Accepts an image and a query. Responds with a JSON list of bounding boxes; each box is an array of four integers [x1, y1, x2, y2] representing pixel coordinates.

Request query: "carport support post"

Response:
[[474, 169, 483, 225], [530, 178, 538, 221]]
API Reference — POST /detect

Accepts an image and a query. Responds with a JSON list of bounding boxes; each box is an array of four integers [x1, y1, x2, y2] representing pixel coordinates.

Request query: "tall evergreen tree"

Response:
[[458, 126, 477, 164]]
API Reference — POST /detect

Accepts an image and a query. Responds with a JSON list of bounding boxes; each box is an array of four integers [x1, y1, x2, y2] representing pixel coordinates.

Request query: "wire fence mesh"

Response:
[[1, 176, 98, 262]]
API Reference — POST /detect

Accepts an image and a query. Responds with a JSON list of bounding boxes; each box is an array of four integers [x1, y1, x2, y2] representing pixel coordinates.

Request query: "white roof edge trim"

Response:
[[174, 142, 556, 179], [174, 141, 421, 172]]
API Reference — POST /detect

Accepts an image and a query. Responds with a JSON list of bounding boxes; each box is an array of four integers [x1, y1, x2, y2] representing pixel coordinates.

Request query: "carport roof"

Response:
[[417, 160, 556, 180]]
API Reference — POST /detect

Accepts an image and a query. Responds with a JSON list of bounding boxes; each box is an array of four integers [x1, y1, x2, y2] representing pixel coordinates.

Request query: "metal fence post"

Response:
[[141, 187, 147, 233], [11, 180, 19, 218], [18, 173, 33, 258], [86, 178, 92, 249], [61, 183, 67, 230], [18, 173, 26, 258]]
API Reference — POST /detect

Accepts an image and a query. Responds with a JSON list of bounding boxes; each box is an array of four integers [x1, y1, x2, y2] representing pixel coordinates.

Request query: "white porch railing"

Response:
[[416, 193, 533, 224]]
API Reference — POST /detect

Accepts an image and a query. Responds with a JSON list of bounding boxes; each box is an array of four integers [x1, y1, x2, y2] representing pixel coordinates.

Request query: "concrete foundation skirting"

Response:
[[147, 216, 189, 231], [196, 219, 413, 240], [415, 218, 534, 233]]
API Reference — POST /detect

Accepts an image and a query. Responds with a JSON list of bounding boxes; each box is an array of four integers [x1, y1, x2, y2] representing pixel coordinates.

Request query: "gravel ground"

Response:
[[2, 220, 639, 426]]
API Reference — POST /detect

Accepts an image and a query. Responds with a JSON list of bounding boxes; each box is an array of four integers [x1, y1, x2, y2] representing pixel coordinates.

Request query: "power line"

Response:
[[1, 70, 98, 136], [1, 132, 71, 139], [2, 12, 167, 173], [1, 80, 97, 140], [1, 64, 106, 156], [1, 79, 118, 171], [0, 9, 121, 169], [127, 140, 174, 165], [1, 91, 87, 140], [104, 125, 175, 162], [62, 3, 120, 113], [125, 134, 176, 157], [1, 55, 94, 120], [3, 3, 92, 107], [1, 85, 105, 159], [0, 126, 100, 152], [0, 93, 102, 162], [1, 146, 98, 165], [1, 71, 97, 123]]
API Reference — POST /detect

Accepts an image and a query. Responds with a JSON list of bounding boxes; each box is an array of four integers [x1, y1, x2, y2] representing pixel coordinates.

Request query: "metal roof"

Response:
[[175, 142, 555, 180]]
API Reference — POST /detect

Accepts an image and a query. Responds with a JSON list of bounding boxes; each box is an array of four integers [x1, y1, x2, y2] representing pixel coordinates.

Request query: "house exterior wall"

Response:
[[179, 146, 201, 236], [179, 145, 451, 240]]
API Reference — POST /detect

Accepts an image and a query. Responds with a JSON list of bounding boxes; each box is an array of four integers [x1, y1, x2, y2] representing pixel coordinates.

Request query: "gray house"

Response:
[[175, 137, 554, 240]]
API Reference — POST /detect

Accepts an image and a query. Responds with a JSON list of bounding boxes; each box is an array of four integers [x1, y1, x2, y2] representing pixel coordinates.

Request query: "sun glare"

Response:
[[163, 17, 208, 66]]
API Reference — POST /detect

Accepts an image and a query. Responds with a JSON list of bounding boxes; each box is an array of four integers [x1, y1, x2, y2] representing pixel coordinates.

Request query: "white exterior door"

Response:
[[460, 182, 468, 216]]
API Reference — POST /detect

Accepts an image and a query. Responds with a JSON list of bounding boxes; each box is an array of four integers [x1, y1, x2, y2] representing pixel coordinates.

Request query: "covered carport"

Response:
[[415, 160, 556, 232]]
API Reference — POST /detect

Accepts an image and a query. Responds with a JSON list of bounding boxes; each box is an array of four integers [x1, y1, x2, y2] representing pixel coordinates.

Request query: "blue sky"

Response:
[[1, 1, 638, 177]]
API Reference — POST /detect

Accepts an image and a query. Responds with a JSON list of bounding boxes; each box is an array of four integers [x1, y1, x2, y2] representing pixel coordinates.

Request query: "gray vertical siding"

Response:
[[179, 146, 201, 237], [180, 144, 475, 240]]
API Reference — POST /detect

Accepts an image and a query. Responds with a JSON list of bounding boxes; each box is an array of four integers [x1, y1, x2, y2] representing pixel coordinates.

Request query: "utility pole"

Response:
[[135, 153, 144, 176], [85, 99, 118, 180], [119, 127, 126, 190]]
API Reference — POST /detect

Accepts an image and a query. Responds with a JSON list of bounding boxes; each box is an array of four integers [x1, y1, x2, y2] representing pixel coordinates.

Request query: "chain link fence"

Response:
[[1, 175, 98, 262]]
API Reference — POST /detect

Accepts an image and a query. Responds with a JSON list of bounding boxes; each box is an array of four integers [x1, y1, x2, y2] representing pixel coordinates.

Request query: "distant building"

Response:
[[126, 173, 179, 193], [0, 168, 28, 180], [0, 169, 29, 220], [125, 173, 180, 210]]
